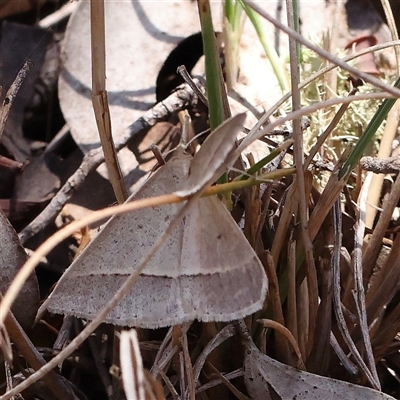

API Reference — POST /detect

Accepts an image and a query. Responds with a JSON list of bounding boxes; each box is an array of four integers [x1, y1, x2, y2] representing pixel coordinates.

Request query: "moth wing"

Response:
[[44, 267, 267, 328], [175, 113, 245, 197], [43, 193, 268, 328], [40, 154, 191, 319]]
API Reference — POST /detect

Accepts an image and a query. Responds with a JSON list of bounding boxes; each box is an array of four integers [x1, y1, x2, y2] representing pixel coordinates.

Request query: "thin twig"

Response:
[[88, 332, 113, 398], [380, 0, 400, 76], [360, 155, 400, 174], [362, 171, 400, 281], [329, 332, 358, 376], [262, 251, 288, 361], [304, 88, 358, 170], [285, 0, 317, 357], [150, 327, 173, 376], [195, 369, 244, 394], [257, 319, 306, 370], [182, 332, 195, 400], [286, 236, 299, 352], [206, 362, 250, 400], [39, 1, 78, 29], [90, 4, 127, 396], [366, 102, 400, 228], [192, 324, 236, 384]]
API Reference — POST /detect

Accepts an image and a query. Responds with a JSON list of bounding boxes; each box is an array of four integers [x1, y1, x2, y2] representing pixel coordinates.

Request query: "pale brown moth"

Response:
[[40, 114, 268, 328]]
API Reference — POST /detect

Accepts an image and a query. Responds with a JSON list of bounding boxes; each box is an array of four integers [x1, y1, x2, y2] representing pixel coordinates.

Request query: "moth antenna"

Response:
[[186, 128, 210, 147], [177, 65, 208, 107]]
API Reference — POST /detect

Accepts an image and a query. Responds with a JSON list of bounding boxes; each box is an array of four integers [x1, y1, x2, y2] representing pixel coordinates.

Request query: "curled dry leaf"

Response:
[[243, 333, 395, 400], [0, 209, 39, 329]]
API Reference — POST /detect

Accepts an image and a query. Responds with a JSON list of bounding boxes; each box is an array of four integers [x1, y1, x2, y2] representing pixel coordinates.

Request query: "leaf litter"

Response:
[[239, 320, 396, 400], [1, 1, 400, 399]]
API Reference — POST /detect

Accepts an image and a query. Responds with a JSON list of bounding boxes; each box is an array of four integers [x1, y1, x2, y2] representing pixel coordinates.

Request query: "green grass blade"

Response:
[[239, 0, 290, 93], [224, 0, 242, 29], [223, 0, 243, 90], [338, 77, 400, 180], [234, 139, 293, 181], [197, 0, 227, 129]]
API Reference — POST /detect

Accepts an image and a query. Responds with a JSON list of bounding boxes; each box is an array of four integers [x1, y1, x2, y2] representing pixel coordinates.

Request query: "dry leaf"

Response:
[[14, 153, 61, 204], [58, 0, 208, 180], [243, 333, 395, 400], [0, 209, 39, 329], [0, 22, 49, 161]]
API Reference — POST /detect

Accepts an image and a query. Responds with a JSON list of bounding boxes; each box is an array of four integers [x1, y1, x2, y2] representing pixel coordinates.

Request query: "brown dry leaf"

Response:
[[243, 335, 395, 400], [0, 209, 39, 329], [14, 153, 61, 204]]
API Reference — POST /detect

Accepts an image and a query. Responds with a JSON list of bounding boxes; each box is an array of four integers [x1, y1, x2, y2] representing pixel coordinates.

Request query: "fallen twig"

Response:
[[360, 155, 400, 174]]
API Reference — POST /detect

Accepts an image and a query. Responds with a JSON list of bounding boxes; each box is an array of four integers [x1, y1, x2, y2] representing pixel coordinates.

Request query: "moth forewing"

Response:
[[175, 113, 246, 197]]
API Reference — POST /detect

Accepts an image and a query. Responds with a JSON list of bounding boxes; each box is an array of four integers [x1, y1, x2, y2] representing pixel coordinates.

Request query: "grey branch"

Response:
[[360, 156, 400, 174]]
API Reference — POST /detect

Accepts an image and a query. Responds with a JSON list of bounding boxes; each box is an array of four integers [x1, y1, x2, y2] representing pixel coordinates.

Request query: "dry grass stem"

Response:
[[90, 0, 127, 204], [258, 319, 305, 370], [332, 200, 377, 388], [354, 173, 380, 389]]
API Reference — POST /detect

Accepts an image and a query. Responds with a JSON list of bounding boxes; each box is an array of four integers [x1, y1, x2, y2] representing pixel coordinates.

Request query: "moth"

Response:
[[40, 114, 268, 328]]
